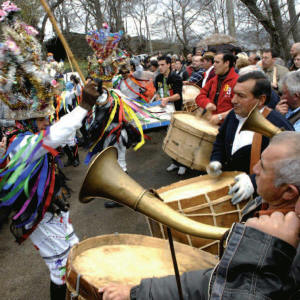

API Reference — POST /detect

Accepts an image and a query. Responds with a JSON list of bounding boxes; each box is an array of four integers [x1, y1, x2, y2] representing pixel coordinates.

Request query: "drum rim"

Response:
[[66, 234, 217, 298]]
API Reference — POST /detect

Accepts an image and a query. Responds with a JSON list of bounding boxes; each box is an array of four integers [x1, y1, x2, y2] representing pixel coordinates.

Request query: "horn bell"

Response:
[[79, 146, 228, 240], [240, 106, 282, 138]]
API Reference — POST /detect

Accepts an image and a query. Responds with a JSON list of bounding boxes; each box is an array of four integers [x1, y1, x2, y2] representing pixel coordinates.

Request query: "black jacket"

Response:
[[210, 109, 294, 190], [131, 223, 300, 299], [155, 72, 183, 111]]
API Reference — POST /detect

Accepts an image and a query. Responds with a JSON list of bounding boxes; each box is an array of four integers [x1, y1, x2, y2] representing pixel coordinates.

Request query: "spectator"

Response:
[[201, 53, 215, 88], [248, 53, 261, 65], [175, 59, 189, 81], [276, 71, 300, 131], [261, 49, 289, 91], [187, 55, 205, 87], [149, 60, 160, 79], [288, 42, 300, 70]]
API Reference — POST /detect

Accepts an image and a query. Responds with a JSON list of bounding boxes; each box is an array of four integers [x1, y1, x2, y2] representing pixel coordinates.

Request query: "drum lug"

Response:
[[71, 274, 81, 299]]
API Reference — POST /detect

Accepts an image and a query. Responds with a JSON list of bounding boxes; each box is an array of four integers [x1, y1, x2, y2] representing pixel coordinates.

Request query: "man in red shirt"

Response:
[[196, 51, 238, 125]]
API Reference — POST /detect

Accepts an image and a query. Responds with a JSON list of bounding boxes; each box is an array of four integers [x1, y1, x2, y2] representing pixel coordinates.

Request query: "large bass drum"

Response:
[[66, 234, 217, 299], [148, 172, 247, 255], [162, 112, 218, 170]]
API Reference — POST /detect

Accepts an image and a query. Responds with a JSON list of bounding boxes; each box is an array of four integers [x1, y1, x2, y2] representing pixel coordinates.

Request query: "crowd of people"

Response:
[[0, 2, 300, 300]]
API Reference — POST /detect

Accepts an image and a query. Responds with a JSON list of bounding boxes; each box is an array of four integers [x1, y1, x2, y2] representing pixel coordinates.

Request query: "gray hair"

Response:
[[270, 132, 300, 189], [280, 71, 300, 96], [239, 65, 264, 76]]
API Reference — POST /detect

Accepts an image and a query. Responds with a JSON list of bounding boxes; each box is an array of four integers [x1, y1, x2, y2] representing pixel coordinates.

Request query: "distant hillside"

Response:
[[44, 32, 186, 60]]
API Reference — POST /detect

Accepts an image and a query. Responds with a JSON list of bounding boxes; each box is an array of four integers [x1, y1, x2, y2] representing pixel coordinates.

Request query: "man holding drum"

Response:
[[155, 56, 187, 175], [100, 131, 300, 299], [207, 71, 293, 205], [196, 51, 238, 126]]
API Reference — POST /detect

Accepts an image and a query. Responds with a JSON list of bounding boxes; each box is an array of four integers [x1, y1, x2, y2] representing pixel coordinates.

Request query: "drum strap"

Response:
[[249, 107, 271, 174]]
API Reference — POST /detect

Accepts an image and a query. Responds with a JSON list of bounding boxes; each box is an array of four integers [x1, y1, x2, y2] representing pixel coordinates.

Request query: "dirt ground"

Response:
[[0, 128, 203, 300]]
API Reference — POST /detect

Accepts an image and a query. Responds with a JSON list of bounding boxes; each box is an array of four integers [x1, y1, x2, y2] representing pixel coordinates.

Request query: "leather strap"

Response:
[[249, 107, 271, 174]]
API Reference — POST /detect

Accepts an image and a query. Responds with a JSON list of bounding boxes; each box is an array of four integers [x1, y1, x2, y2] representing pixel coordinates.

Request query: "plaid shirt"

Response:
[[189, 68, 205, 86]]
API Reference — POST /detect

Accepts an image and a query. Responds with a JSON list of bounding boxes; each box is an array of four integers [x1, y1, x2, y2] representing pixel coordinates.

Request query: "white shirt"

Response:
[[11, 106, 87, 162], [201, 66, 214, 88], [231, 107, 265, 155]]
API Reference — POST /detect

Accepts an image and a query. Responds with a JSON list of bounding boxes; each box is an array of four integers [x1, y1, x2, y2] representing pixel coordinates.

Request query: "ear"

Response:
[[282, 184, 299, 202], [258, 94, 267, 106]]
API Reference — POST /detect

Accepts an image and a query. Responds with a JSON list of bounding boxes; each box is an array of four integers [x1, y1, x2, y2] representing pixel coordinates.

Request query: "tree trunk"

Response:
[[39, 0, 65, 42], [239, 0, 287, 61], [269, 0, 290, 61], [226, 0, 236, 37], [287, 0, 300, 42]]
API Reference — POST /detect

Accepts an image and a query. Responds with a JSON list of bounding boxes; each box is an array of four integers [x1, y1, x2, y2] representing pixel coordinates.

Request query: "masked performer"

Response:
[[85, 26, 145, 208], [0, 3, 100, 299]]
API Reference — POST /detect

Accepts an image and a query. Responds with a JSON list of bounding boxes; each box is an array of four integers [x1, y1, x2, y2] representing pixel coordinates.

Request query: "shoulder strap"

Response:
[[249, 107, 271, 174], [287, 109, 300, 125]]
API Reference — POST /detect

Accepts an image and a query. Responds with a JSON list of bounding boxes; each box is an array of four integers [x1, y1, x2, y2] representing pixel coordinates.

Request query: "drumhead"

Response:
[[173, 113, 218, 136], [182, 83, 201, 104], [158, 172, 240, 203], [67, 234, 217, 288]]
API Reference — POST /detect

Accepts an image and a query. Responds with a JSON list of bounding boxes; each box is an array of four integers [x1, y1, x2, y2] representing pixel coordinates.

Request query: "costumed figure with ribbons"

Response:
[[85, 25, 146, 207], [0, 3, 101, 299], [54, 81, 80, 167]]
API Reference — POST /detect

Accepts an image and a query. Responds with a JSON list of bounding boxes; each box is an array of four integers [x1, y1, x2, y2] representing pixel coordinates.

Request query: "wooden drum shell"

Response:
[[148, 172, 247, 255], [162, 112, 218, 170]]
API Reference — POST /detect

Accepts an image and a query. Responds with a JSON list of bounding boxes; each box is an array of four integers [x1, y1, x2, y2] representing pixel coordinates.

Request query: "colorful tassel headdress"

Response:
[[0, 1, 55, 120], [86, 23, 128, 83]]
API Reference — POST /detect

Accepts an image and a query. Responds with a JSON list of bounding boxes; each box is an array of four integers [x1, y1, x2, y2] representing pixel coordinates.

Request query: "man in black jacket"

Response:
[[206, 71, 294, 205], [100, 131, 300, 300]]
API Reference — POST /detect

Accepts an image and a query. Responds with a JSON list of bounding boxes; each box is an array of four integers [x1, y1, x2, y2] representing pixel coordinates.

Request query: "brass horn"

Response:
[[240, 105, 282, 138], [79, 147, 228, 240]]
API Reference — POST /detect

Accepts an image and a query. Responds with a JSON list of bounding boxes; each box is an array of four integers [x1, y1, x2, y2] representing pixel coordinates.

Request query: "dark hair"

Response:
[[216, 51, 236, 68], [237, 71, 271, 104], [263, 48, 279, 58], [150, 60, 158, 68], [202, 55, 214, 64], [254, 55, 261, 61], [175, 59, 182, 63], [158, 55, 171, 65], [70, 74, 80, 85]]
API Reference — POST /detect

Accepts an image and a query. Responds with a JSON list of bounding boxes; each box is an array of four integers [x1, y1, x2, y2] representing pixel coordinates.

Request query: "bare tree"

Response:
[[161, 0, 204, 54], [226, 0, 236, 37], [287, 0, 300, 41], [239, 0, 299, 61]]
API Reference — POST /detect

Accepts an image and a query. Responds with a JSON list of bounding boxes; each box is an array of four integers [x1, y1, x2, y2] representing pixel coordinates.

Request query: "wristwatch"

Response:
[[218, 114, 223, 121]]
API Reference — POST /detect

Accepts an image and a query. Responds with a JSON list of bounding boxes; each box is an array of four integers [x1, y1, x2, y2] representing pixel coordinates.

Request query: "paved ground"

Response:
[[0, 128, 202, 300]]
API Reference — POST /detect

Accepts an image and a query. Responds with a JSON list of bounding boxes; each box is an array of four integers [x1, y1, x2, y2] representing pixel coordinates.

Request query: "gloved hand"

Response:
[[229, 173, 254, 205], [80, 80, 102, 111], [206, 161, 222, 177]]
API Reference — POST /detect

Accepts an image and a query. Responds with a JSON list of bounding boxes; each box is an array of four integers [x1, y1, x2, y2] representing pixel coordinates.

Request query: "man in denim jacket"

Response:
[[100, 131, 300, 300]]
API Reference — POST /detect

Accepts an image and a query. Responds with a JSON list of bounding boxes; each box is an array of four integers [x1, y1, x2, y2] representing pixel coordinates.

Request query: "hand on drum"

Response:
[[205, 103, 217, 112], [208, 114, 222, 126], [229, 174, 254, 205], [161, 97, 169, 107], [99, 284, 133, 300]]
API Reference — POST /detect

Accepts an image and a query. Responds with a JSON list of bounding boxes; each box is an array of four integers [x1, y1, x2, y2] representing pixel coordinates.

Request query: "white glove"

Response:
[[206, 161, 222, 177], [229, 174, 254, 205]]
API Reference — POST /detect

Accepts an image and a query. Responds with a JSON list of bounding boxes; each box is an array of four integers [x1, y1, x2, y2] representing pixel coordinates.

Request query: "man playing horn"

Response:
[[99, 131, 300, 299], [206, 71, 293, 206]]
